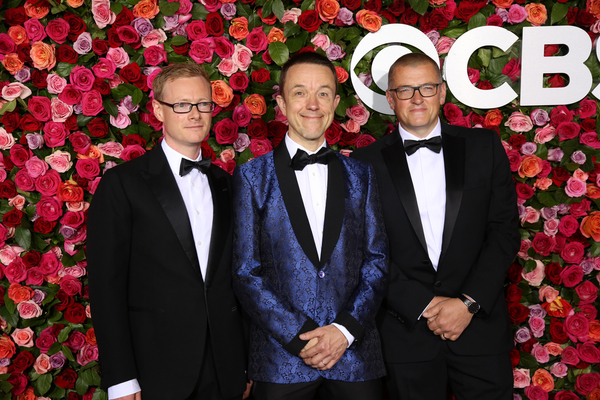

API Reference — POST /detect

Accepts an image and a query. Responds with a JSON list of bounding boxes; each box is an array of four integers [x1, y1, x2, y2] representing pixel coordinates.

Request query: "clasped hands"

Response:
[[422, 296, 474, 342], [298, 325, 348, 371]]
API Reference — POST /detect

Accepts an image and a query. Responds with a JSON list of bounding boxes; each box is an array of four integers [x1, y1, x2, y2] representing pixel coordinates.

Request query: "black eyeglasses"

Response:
[[388, 83, 443, 100], [156, 100, 215, 114]]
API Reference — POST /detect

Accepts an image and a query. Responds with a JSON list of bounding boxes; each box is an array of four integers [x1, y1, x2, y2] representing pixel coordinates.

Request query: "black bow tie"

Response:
[[179, 157, 211, 176], [403, 137, 443, 156], [289, 147, 334, 171]]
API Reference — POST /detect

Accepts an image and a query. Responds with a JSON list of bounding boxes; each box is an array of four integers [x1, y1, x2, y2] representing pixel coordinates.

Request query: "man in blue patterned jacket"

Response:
[[232, 52, 388, 400]]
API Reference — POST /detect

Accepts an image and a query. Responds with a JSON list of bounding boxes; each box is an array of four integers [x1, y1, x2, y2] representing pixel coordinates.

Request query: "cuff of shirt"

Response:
[[418, 297, 435, 320], [108, 379, 141, 400], [332, 322, 355, 348]]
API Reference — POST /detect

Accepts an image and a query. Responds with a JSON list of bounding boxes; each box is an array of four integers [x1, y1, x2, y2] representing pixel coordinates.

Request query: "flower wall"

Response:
[[0, 0, 599, 398]]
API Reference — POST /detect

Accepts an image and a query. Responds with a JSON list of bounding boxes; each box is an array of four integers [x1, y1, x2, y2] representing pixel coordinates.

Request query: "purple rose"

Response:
[[547, 148, 564, 162], [571, 150, 586, 165], [233, 133, 251, 153], [336, 7, 354, 25], [514, 326, 531, 343], [49, 351, 66, 368], [520, 142, 537, 155], [220, 3, 237, 20], [73, 32, 92, 55], [326, 43, 346, 61], [14, 67, 31, 83], [132, 17, 154, 36]]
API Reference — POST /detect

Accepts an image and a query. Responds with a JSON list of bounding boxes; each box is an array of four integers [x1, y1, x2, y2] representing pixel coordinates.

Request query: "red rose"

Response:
[[580, 118, 596, 132], [92, 38, 109, 55], [3, 156, 14, 172], [0, 180, 17, 199], [31, 70, 48, 89], [340, 130, 358, 146], [564, 312, 589, 342], [33, 218, 57, 234], [23, 251, 41, 268], [551, 167, 569, 187], [509, 134, 526, 150], [114, 6, 134, 27], [12, 351, 34, 372], [107, 27, 123, 48], [133, 75, 149, 91], [509, 348, 520, 368], [7, 372, 27, 395], [507, 263, 523, 283], [206, 12, 224, 36], [561, 243, 585, 265], [575, 373, 600, 396], [520, 337, 537, 353], [325, 120, 343, 145], [545, 262, 562, 285], [121, 145, 146, 161], [2, 208, 23, 227], [55, 289, 75, 312], [505, 283, 522, 303], [17, 43, 32, 63], [364, 0, 382, 11], [258, 8, 277, 24], [229, 72, 249, 92], [64, 12, 87, 41], [214, 118, 239, 144], [117, 25, 140, 47], [120, 63, 142, 83], [247, 119, 268, 139], [455, 0, 483, 22], [565, 7, 578, 24], [298, 10, 322, 32], [400, 8, 419, 25], [389, 0, 405, 15], [68, 393, 82, 400], [267, 121, 287, 139], [341, 0, 361, 10], [578, 342, 600, 363], [55, 367, 78, 389], [172, 42, 189, 55], [1, 111, 20, 133], [4, 7, 27, 26], [65, 303, 87, 324], [549, 74, 566, 88], [555, 391, 580, 400], [123, 133, 146, 148], [425, 9, 449, 30], [201, 142, 216, 161], [576, 281, 598, 305], [87, 118, 109, 138], [576, 9, 596, 27], [531, 232, 555, 256], [515, 182, 534, 200], [93, 78, 111, 95], [57, 44, 78, 64], [507, 302, 529, 324]]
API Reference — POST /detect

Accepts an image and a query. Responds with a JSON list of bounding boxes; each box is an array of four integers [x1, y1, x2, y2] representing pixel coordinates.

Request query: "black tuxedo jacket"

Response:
[[352, 122, 520, 363], [87, 145, 247, 399]]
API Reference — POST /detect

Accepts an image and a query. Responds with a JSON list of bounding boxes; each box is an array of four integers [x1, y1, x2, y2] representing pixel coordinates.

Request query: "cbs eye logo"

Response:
[[350, 24, 439, 115]]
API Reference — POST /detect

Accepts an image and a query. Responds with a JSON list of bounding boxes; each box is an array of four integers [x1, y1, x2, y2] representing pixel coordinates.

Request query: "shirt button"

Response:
[[318, 271, 325, 278], [198, 241, 202, 246], [316, 202, 320, 207], [312, 172, 316, 176]]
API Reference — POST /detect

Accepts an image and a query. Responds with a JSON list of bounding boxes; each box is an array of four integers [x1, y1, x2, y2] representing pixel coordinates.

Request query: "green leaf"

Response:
[[77, 114, 93, 127], [110, 2, 124, 14], [262, 0, 273, 18], [537, 191, 557, 207], [92, 388, 109, 400], [300, 0, 315, 12], [103, 99, 119, 118], [47, 386, 66, 399], [58, 326, 72, 343], [0, 100, 16, 115], [283, 21, 301, 38], [408, 0, 429, 15], [519, 352, 538, 369], [171, 35, 188, 46], [272, 0, 285, 20], [551, 3, 569, 25], [590, 241, 600, 258], [286, 30, 309, 54], [35, 373, 52, 396], [51, 4, 67, 14], [477, 48, 492, 68], [3, 292, 16, 316], [62, 345, 75, 361], [56, 62, 77, 78], [76, 376, 89, 396], [47, 342, 62, 355], [159, 0, 180, 16], [0, 378, 13, 394], [467, 12, 486, 31], [236, 2, 252, 18], [268, 42, 290, 66], [0, 303, 18, 328], [14, 227, 31, 251], [524, 259, 538, 273], [131, 88, 144, 106]]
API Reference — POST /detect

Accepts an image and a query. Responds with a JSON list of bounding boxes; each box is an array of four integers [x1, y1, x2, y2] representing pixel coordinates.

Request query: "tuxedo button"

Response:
[[318, 271, 325, 279], [434, 281, 442, 287]]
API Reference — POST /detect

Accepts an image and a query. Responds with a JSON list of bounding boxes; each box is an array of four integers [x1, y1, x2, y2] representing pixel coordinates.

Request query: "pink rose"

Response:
[[75, 158, 100, 180], [140, 29, 167, 48], [109, 106, 132, 129], [549, 362, 568, 378], [77, 343, 99, 366], [580, 131, 600, 149], [73, 32, 93, 55], [213, 36, 234, 59], [531, 343, 550, 363], [524, 385, 549, 400], [97, 141, 124, 158], [11, 327, 35, 348], [0, 128, 16, 150], [35, 170, 62, 196], [545, 342, 564, 356], [507, 4, 528, 24], [24, 18, 47, 42], [543, 218, 559, 236], [17, 300, 43, 319], [232, 44, 253, 71], [505, 111, 533, 132], [186, 20, 208, 40], [564, 313, 590, 343], [46, 18, 70, 44], [538, 285, 559, 303], [561, 346, 580, 365], [25, 156, 49, 178], [26, 268, 44, 286], [529, 316, 546, 338], [561, 242, 584, 265], [341, 119, 361, 133], [14, 170, 35, 191], [28, 96, 52, 122], [578, 342, 600, 363], [81, 89, 104, 116], [2, 82, 32, 101], [521, 206, 540, 225], [577, 98, 597, 119], [311, 33, 331, 51], [282, 8, 302, 23], [33, 354, 51, 374], [51, 97, 73, 123], [5, 258, 27, 284], [565, 177, 587, 198], [91, 0, 116, 29], [43, 121, 69, 148], [218, 58, 238, 77], [233, 133, 250, 153], [533, 125, 555, 144], [144, 44, 167, 66], [59, 275, 82, 296], [58, 84, 82, 106], [38, 252, 60, 276], [346, 103, 370, 126], [435, 36, 455, 55], [246, 27, 269, 52], [575, 281, 598, 304], [232, 104, 252, 127], [70, 65, 95, 92], [522, 259, 545, 286], [189, 39, 214, 64], [106, 47, 130, 69], [120, 144, 146, 161], [513, 368, 531, 388], [214, 118, 239, 144], [36, 196, 64, 222], [249, 138, 273, 158], [92, 58, 116, 79]]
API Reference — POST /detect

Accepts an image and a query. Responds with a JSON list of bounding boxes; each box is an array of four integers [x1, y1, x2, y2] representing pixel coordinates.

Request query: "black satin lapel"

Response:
[[440, 132, 465, 263], [142, 147, 201, 274], [204, 166, 231, 287], [381, 135, 428, 252], [273, 142, 320, 269], [320, 155, 344, 268]]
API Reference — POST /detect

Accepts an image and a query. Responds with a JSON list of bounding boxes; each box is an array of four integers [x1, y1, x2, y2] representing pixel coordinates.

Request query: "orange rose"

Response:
[[267, 27, 286, 43], [588, 0, 600, 18], [1, 53, 25, 75], [0, 335, 16, 359], [589, 320, 600, 342], [212, 80, 234, 108], [133, 0, 160, 19], [588, 388, 600, 400], [316, 0, 340, 22], [24, 0, 50, 19], [587, 184, 600, 199], [244, 94, 267, 118], [8, 283, 34, 304], [356, 10, 382, 33], [492, 0, 513, 7], [542, 297, 572, 318], [77, 145, 105, 163], [543, 342, 564, 356], [57, 181, 84, 203], [335, 66, 349, 83], [484, 108, 503, 127], [525, 3, 547, 26], [532, 368, 554, 392], [581, 211, 600, 241], [15, 387, 36, 400], [66, 0, 85, 7], [8, 26, 28, 46], [229, 17, 249, 41], [518, 154, 543, 178], [30, 41, 56, 71], [86, 328, 97, 345]]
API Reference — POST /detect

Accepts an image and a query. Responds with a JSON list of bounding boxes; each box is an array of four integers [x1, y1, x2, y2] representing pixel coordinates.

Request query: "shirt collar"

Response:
[[398, 118, 442, 143], [161, 139, 202, 177], [285, 133, 327, 159]]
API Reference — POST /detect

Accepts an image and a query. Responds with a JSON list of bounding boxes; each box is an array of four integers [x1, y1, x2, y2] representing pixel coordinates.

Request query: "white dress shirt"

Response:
[[285, 134, 354, 347], [108, 140, 213, 399]]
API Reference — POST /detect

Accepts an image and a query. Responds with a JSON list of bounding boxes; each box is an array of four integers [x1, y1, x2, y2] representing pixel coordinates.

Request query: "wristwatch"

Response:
[[459, 294, 480, 314]]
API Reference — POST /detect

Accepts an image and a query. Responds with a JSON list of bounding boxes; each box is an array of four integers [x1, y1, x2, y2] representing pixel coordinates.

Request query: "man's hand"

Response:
[[114, 392, 141, 400], [423, 298, 473, 341], [243, 381, 253, 399], [301, 337, 319, 352], [298, 325, 348, 370], [422, 296, 451, 321]]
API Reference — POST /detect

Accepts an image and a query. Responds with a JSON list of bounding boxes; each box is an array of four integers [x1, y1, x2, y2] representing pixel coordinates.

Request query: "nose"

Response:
[[188, 105, 202, 118], [306, 94, 320, 110], [411, 90, 424, 103]]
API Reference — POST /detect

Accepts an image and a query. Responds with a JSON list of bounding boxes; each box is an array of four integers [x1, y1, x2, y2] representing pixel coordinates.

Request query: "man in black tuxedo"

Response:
[[87, 63, 247, 400], [353, 53, 520, 399]]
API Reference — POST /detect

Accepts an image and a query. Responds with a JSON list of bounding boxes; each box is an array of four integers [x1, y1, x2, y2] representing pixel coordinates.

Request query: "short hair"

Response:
[[279, 52, 338, 96], [388, 53, 442, 88], [152, 63, 211, 101]]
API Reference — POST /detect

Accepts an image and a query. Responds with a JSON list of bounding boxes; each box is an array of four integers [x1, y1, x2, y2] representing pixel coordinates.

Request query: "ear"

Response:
[[386, 90, 396, 112], [152, 99, 164, 122], [439, 82, 447, 106], [333, 94, 341, 110], [276, 95, 287, 117]]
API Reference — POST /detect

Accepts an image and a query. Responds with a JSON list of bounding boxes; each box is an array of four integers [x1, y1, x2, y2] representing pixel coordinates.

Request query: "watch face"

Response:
[[469, 303, 480, 314]]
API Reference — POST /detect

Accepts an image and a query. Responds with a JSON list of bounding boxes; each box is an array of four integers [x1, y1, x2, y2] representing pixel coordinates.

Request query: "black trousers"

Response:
[[384, 342, 512, 400], [253, 376, 381, 400]]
